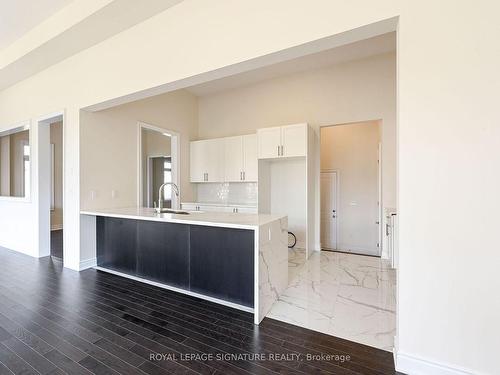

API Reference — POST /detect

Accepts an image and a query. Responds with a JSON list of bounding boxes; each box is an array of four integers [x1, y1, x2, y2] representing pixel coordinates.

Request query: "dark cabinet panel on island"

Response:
[[190, 225, 255, 307], [96, 216, 137, 274], [96, 216, 255, 308], [136, 220, 190, 288]]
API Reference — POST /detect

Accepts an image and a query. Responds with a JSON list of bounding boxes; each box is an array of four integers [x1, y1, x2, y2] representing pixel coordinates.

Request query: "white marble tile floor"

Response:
[[267, 249, 396, 351]]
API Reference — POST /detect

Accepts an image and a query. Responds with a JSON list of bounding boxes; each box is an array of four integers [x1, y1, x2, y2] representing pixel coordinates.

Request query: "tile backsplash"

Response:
[[196, 183, 258, 206]]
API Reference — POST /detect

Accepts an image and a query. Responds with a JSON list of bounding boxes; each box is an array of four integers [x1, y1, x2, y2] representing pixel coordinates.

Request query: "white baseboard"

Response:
[[396, 352, 476, 375], [79, 258, 96, 271], [51, 224, 63, 231]]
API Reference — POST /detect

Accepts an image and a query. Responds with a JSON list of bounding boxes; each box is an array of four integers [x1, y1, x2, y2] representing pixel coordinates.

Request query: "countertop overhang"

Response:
[[80, 207, 285, 230]]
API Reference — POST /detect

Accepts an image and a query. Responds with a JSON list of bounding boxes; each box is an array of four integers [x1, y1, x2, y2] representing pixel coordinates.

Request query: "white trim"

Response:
[[396, 351, 476, 375], [137, 122, 180, 209], [80, 258, 97, 271], [51, 224, 63, 231], [95, 266, 254, 314], [50, 143, 55, 210], [378, 140, 383, 256]]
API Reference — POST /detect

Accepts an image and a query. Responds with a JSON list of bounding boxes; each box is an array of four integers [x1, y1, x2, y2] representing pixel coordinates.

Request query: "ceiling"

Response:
[[0, 0, 184, 90], [0, 0, 75, 51], [186, 32, 396, 97]]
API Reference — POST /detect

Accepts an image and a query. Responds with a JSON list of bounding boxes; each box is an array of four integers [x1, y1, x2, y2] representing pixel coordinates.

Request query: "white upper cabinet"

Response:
[[190, 140, 205, 182], [224, 134, 258, 182], [242, 134, 258, 181], [190, 138, 224, 183], [257, 123, 308, 159], [191, 134, 258, 183], [257, 126, 282, 159], [224, 136, 244, 182], [281, 123, 307, 158]]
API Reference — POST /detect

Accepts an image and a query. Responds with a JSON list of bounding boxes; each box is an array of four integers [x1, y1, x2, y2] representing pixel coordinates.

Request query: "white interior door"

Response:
[[321, 171, 337, 250]]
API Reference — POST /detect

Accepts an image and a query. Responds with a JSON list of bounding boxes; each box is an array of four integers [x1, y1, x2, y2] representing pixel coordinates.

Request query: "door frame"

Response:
[[320, 169, 339, 251], [137, 122, 180, 209]]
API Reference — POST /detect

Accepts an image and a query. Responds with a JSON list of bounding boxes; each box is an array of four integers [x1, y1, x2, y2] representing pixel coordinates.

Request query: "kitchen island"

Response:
[[80, 207, 288, 324]]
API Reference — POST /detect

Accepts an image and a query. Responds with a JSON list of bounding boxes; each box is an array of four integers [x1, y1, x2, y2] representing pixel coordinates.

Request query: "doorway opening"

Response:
[[320, 120, 381, 256], [138, 122, 180, 210], [49, 121, 63, 259], [37, 112, 64, 261]]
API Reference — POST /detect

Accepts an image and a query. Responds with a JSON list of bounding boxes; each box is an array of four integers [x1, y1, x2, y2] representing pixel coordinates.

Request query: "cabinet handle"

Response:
[[240, 171, 243, 180], [243, 171, 245, 180], [280, 145, 284, 156], [277, 145, 280, 156]]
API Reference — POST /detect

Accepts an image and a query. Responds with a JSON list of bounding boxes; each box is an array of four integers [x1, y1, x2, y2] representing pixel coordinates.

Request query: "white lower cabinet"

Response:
[[234, 207, 258, 214], [181, 203, 200, 211], [181, 203, 257, 214]]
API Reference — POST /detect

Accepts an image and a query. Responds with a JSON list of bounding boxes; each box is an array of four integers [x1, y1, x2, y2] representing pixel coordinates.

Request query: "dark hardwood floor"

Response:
[[0, 246, 402, 375], [50, 230, 63, 260]]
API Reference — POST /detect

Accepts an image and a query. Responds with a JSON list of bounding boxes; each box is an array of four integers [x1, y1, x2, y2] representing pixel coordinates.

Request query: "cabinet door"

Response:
[[136, 221, 190, 288], [96, 217, 137, 274], [190, 140, 205, 182], [243, 134, 258, 181], [190, 225, 255, 307], [181, 203, 198, 211], [235, 207, 258, 214], [205, 138, 225, 182], [257, 126, 281, 159], [198, 204, 232, 212], [282, 123, 307, 158], [224, 136, 244, 182]]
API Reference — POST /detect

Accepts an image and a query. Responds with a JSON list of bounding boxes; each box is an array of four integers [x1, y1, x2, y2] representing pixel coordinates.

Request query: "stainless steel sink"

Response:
[[155, 209, 190, 215]]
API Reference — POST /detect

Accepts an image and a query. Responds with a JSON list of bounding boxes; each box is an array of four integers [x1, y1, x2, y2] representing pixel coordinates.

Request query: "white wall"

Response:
[[321, 121, 380, 254], [1, 1, 499, 373], [198, 52, 396, 251], [80, 90, 197, 211]]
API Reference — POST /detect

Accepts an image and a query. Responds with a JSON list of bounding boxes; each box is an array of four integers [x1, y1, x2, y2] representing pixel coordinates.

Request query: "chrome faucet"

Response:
[[155, 182, 180, 213]]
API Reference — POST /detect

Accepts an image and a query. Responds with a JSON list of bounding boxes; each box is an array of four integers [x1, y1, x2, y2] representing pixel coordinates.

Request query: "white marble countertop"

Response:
[[182, 202, 257, 208], [80, 207, 284, 230]]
